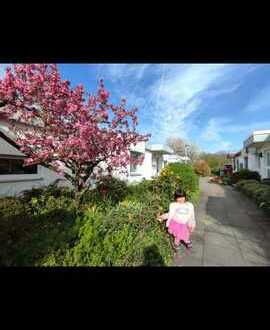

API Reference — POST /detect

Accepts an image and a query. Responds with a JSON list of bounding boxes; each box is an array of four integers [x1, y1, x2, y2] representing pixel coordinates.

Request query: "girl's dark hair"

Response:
[[174, 189, 187, 200]]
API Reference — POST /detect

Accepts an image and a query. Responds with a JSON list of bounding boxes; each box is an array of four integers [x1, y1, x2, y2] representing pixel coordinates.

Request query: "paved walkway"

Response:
[[174, 177, 270, 266]]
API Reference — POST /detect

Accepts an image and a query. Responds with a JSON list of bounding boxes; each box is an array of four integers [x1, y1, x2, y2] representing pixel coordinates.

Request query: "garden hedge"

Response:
[[231, 169, 261, 184], [236, 179, 270, 213]]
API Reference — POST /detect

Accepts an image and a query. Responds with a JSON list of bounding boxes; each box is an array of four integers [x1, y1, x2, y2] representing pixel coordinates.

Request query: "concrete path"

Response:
[[174, 177, 270, 266]]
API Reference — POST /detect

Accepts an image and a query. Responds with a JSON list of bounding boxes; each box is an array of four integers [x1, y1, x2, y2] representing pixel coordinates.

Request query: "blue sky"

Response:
[[1, 63, 270, 153]]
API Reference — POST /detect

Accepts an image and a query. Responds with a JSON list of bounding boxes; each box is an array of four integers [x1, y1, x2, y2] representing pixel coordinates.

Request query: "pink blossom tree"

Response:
[[0, 64, 150, 192]]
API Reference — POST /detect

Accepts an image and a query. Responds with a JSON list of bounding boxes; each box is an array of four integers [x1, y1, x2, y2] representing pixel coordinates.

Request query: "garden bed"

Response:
[[236, 179, 270, 215], [0, 163, 200, 267]]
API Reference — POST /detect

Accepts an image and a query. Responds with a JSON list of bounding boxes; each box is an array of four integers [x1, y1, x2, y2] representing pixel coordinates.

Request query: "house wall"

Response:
[[256, 144, 270, 179], [233, 143, 270, 179], [0, 164, 71, 198], [113, 148, 153, 184], [247, 147, 257, 172], [234, 154, 245, 172], [0, 121, 70, 197]]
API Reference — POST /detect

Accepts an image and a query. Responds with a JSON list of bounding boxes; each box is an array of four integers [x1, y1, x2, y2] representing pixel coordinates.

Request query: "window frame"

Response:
[[0, 156, 38, 175], [244, 156, 248, 169], [130, 151, 142, 174]]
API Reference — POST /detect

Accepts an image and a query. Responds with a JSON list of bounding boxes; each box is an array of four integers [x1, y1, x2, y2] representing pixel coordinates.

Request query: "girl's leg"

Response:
[[174, 236, 181, 247], [183, 228, 192, 248]]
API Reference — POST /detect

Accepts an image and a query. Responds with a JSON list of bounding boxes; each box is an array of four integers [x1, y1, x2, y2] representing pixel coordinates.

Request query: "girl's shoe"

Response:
[[185, 240, 192, 249], [181, 240, 192, 249]]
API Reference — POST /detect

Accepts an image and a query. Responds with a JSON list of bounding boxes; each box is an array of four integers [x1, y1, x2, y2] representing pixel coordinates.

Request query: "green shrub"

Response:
[[81, 175, 128, 207], [236, 179, 270, 213], [20, 184, 75, 203], [236, 179, 260, 190], [154, 163, 200, 207], [211, 169, 220, 176], [0, 197, 26, 220], [1, 163, 199, 267], [232, 169, 261, 184], [262, 178, 270, 186], [42, 198, 173, 267], [0, 187, 80, 266], [222, 176, 232, 185]]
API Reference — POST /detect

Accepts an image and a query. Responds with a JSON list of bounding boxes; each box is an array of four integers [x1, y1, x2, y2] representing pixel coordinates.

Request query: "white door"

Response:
[[265, 151, 270, 178]]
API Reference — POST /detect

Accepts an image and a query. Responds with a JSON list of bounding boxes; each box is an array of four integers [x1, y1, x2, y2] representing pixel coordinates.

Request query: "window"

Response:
[[0, 159, 9, 174], [268, 169, 270, 179], [236, 159, 239, 171], [0, 158, 38, 175], [267, 152, 270, 167], [130, 151, 141, 173], [240, 163, 244, 170], [258, 155, 261, 169], [244, 157, 248, 169]]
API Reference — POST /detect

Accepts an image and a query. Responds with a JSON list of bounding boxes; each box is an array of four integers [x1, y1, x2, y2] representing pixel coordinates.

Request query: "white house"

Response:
[[232, 130, 270, 179], [0, 116, 71, 198], [0, 116, 187, 197], [113, 142, 189, 184]]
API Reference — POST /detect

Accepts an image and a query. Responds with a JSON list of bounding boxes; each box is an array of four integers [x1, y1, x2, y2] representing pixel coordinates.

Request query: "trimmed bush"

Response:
[[194, 160, 211, 177], [232, 169, 261, 184], [262, 178, 270, 186], [236, 179, 270, 213]]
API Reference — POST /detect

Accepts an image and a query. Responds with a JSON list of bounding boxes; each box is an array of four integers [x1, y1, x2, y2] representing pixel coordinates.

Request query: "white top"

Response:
[[166, 202, 196, 227]]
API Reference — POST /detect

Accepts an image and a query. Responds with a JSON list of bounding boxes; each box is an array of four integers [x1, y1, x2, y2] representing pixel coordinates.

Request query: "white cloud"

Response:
[[203, 83, 241, 98], [147, 64, 232, 142], [244, 85, 270, 113], [201, 118, 231, 142], [200, 117, 233, 152], [220, 141, 232, 149], [93, 63, 266, 146], [201, 116, 270, 152], [101, 64, 150, 82]]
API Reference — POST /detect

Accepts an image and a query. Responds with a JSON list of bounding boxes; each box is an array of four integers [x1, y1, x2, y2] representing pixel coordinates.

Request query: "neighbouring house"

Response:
[[0, 116, 188, 197], [232, 130, 270, 179], [116, 143, 189, 184], [230, 150, 245, 172]]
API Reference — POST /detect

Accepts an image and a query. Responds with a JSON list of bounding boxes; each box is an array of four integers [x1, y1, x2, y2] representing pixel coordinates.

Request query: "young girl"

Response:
[[158, 189, 196, 249]]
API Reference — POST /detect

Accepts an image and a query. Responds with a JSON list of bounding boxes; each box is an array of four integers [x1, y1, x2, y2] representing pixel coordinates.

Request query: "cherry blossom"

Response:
[[0, 64, 150, 191]]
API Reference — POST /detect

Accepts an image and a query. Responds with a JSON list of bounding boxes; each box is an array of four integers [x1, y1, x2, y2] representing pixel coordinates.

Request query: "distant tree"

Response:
[[200, 152, 227, 171], [194, 159, 211, 176], [186, 142, 200, 164], [166, 137, 186, 156]]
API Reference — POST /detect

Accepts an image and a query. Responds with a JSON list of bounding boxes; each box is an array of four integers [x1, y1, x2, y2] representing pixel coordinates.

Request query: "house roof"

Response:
[[145, 144, 173, 154], [233, 151, 241, 158], [0, 130, 24, 156], [163, 154, 190, 161]]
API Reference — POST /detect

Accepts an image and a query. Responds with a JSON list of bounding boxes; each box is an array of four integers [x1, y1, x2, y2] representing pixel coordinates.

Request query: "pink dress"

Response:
[[168, 220, 191, 245], [166, 202, 195, 246]]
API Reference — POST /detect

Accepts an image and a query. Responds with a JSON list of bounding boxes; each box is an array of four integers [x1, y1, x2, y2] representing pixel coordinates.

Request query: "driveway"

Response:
[[174, 177, 270, 266]]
